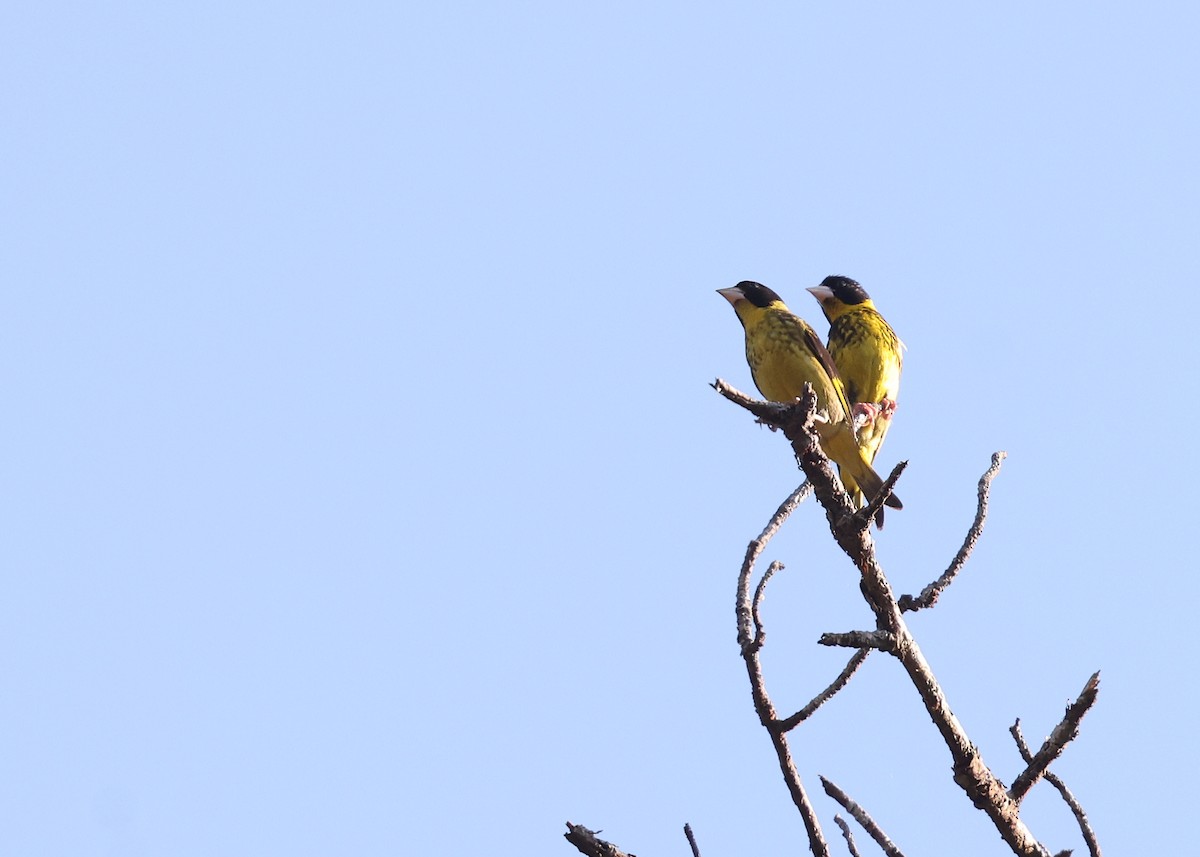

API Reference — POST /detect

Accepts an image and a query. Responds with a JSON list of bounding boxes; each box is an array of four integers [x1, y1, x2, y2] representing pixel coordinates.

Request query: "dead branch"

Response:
[[833, 815, 863, 857], [818, 630, 895, 651], [1008, 673, 1101, 804], [684, 823, 702, 857], [736, 481, 812, 654], [750, 561, 782, 651], [820, 777, 906, 857], [717, 380, 1057, 857], [731, 500, 830, 852], [857, 459, 907, 528], [898, 451, 1006, 613], [563, 823, 635, 857], [776, 649, 871, 733], [1011, 723, 1102, 857]]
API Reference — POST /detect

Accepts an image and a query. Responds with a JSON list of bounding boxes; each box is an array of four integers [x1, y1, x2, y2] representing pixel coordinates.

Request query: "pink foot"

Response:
[[851, 401, 879, 433], [852, 401, 880, 424]]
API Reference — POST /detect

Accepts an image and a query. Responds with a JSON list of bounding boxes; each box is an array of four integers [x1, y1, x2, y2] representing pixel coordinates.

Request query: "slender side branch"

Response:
[[1009, 673, 1101, 804], [1011, 723, 1102, 857], [857, 460, 907, 528], [899, 451, 1007, 613], [684, 823, 702, 857], [833, 816, 863, 857], [820, 777, 906, 857], [563, 823, 634, 857], [737, 483, 811, 653], [750, 561, 782, 651], [776, 649, 871, 733]]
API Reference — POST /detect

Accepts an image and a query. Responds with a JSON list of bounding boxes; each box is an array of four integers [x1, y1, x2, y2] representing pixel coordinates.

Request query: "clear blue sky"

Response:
[[2, 2, 1195, 855]]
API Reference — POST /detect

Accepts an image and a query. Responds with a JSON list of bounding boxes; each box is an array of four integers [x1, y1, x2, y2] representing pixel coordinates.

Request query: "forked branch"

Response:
[[820, 777, 906, 857], [564, 378, 1101, 857], [715, 379, 1077, 857], [1011, 722, 1102, 857], [1009, 673, 1101, 804]]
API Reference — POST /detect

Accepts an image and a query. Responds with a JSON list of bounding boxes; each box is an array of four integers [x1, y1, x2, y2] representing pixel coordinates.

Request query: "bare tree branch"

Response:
[[777, 649, 871, 733], [713, 380, 1104, 856], [713, 379, 861, 531], [713, 378, 800, 426], [898, 451, 1006, 613], [736, 481, 812, 654], [818, 630, 896, 651], [820, 777, 906, 857], [1009, 673, 1102, 804], [1011, 723, 1102, 857], [683, 823, 702, 857], [726, 428, 829, 855], [563, 823, 635, 857], [833, 815, 863, 857], [750, 561, 782, 651], [744, 669, 830, 856], [856, 459, 907, 528], [719, 384, 838, 854], [716, 381, 1054, 856]]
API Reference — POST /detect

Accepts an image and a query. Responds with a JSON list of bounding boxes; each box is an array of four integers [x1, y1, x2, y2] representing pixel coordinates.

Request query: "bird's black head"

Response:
[[735, 281, 785, 308], [819, 275, 870, 305]]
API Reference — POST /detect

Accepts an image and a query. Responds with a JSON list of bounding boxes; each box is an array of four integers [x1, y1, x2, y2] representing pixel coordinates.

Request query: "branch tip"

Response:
[[820, 776, 906, 857], [899, 451, 1007, 613]]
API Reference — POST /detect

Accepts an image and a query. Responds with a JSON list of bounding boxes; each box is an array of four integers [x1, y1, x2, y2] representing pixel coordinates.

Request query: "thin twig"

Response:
[[563, 823, 634, 857], [856, 460, 908, 528], [1011, 723, 1102, 857], [737, 483, 811, 654], [820, 777, 906, 857], [750, 561, 782, 650], [899, 451, 1006, 613], [1009, 673, 1101, 803], [684, 823, 702, 857], [833, 815, 862, 857], [776, 649, 871, 733]]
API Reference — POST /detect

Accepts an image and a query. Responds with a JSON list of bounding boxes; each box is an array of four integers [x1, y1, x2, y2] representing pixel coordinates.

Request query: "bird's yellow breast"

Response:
[[735, 301, 849, 423], [827, 306, 901, 403]]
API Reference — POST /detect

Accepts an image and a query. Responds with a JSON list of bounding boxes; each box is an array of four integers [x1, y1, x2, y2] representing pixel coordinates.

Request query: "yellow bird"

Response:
[[718, 281, 901, 520], [806, 276, 903, 471]]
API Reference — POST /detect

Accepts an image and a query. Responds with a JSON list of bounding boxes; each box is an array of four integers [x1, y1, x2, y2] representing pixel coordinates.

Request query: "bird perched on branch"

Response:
[[807, 276, 903, 472], [717, 281, 901, 521]]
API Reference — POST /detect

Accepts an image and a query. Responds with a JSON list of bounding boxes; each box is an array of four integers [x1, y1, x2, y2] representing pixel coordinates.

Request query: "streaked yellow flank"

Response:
[[807, 275, 903, 470]]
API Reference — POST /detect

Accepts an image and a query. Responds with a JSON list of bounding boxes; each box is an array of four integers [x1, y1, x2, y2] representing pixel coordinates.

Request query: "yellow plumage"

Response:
[[807, 276, 903, 471], [718, 281, 901, 521]]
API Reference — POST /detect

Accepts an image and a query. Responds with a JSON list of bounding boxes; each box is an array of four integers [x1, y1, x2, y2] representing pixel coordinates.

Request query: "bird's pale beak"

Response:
[[806, 285, 834, 303], [716, 286, 745, 306]]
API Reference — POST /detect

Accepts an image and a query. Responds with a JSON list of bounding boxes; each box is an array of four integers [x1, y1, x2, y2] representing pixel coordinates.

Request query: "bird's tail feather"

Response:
[[820, 426, 901, 526], [841, 456, 902, 520]]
